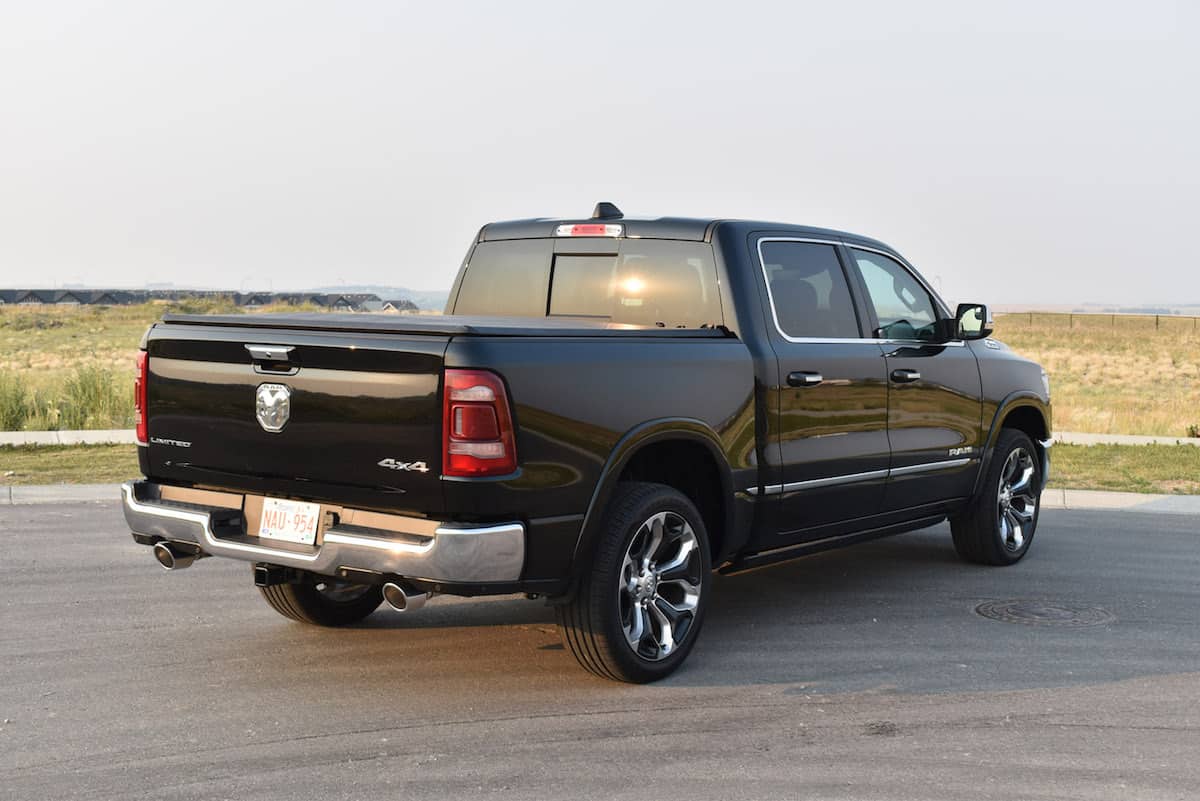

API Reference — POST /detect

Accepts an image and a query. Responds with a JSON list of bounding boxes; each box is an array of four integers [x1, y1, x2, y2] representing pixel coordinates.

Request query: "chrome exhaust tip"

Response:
[[153, 541, 198, 571], [382, 581, 429, 612]]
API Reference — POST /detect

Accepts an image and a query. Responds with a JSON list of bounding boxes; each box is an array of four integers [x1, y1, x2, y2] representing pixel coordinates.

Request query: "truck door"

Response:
[[845, 246, 984, 510], [755, 237, 891, 538]]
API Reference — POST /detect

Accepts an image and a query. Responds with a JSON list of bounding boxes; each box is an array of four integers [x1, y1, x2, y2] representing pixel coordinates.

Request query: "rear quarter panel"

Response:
[[444, 336, 756, 579]]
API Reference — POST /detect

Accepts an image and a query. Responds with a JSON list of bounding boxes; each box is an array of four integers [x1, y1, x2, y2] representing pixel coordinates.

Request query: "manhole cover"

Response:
[[975, 599, 1116, 628]]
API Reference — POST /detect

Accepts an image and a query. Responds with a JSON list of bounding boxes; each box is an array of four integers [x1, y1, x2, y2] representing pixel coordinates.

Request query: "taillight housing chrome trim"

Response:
[[442, 368, 517, 477], [134, 351, 149, 446]]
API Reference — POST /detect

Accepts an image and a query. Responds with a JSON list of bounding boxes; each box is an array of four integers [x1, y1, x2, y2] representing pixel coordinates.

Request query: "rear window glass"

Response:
[[454, 239, 722, 329], [452, 239, 551, 317]]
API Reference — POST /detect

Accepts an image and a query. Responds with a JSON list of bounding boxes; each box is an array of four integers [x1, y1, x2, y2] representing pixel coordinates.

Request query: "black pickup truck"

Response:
[[123, 203, 1052, 682]]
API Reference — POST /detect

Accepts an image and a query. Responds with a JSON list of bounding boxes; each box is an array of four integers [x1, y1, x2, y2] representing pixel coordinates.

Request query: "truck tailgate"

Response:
[[144, 322, 448, 516]]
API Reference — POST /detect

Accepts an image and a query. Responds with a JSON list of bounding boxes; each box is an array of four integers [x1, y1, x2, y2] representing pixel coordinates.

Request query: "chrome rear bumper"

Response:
[[121, 480, 525, 583]]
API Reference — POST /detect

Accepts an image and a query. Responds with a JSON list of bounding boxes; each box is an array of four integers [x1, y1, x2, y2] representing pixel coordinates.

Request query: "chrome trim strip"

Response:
[[747, 468, 890, 496], [755, 236, 963, 347], [121, 481, 525, 583], [887, 457, 971, 477], [745, 457, 974, 495]]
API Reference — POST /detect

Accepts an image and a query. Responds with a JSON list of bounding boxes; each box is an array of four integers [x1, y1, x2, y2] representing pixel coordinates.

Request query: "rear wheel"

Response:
[[258, 571, 383, 626], [556, 482, 712, 683], [951, 428, 1042, 565]]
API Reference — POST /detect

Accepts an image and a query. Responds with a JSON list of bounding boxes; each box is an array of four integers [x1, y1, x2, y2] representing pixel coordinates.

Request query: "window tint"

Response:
[[550, 241, 721, 328], [849, 249, 939, 341], [453, 239, 552, 317], [453, 239, 722, 328], [759, 241, 860, 339]]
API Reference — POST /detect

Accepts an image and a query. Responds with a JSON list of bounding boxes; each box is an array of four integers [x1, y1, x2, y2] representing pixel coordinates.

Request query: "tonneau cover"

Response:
[[161, 313, 728, 338]]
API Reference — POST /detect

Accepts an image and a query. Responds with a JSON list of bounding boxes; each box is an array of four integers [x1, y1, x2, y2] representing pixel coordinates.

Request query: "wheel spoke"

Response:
[[1008, 462, 1036, 494], [1002, 453, 1019, 483], [1011, 502, 1035, 523], [1005, 510, 1024, 549], [655, 532, 697, 579], [640, 515, 665, 571], [624, 600, 648, 648], [647, 600, 677, 656]]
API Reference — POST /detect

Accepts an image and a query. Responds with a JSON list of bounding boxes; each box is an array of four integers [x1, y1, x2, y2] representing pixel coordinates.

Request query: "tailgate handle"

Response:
[[246, 344, 298, 375], [246, 344, 294, 362]]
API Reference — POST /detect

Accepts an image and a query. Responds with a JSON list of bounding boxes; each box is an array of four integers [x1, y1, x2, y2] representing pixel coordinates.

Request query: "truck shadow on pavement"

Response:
[[228, 516, 1196, 694]]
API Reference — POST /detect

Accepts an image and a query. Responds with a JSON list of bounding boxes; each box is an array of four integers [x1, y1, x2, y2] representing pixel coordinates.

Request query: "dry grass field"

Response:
[[0, 300, 318, 430], [993, 313, 1200, 438], [1, 305, 1198, 438]]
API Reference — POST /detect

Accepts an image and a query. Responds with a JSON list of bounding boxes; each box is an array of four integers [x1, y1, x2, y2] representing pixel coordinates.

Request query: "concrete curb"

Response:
[[4, 483, 122, 505], [1041, 488, 1200, 515], [3, 482, 1200, 515], [1055, 431, 1200, 448], [0, 430, 137, 446]]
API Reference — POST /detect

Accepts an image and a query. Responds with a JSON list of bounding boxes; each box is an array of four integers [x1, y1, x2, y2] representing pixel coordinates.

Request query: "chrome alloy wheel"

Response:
[[997, 447, 1037, 551], [619, 511, 703, 662]]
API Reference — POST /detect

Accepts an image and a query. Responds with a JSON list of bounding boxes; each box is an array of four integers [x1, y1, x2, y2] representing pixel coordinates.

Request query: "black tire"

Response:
[[556, 482, 712, 683], [258, 570, 383, 626], [951, 428, 1043, 565]]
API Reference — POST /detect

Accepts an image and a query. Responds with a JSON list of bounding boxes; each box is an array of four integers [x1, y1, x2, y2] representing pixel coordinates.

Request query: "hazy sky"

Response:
[[1, 1, 1195, 305]]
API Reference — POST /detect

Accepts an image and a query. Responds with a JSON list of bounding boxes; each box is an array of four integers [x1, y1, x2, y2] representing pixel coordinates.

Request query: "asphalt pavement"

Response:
[[1, 502, 1197, 800]]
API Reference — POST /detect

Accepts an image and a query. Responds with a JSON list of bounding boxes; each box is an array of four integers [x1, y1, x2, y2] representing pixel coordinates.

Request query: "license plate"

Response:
[[258, 498, 321, 545]]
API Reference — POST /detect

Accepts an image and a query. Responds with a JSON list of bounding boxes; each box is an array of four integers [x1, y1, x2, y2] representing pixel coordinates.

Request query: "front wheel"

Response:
[[556, 482, 712, 683], [258, 571, 383, 626], [951, 429, 1043, 565]]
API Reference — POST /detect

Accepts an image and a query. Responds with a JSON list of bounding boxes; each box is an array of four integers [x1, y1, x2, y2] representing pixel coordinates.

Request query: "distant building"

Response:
[[0, 288, 403, 312]]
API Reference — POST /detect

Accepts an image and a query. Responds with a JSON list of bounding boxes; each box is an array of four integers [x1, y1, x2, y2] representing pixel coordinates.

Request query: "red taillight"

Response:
[[442, 369, 517, 477], [134, 351, 149, 446], [554, 223, 623, 237]]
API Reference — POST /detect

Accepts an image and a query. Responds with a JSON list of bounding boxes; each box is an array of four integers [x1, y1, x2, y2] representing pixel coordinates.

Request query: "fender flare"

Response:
[[971, 390, 1052, 497], [567, 418, 737, 583]]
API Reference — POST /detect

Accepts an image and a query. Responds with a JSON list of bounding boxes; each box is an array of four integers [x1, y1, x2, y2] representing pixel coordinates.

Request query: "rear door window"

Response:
[[758, 240, 861, 339]]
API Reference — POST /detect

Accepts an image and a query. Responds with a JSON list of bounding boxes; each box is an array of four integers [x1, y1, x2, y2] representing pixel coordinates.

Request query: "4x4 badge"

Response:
[[378, 458, 430, 473]]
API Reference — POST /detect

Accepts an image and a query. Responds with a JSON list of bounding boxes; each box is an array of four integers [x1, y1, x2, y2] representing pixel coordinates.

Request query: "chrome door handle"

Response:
[[787, 371, 823, 388], [891, 369, 921, 383]]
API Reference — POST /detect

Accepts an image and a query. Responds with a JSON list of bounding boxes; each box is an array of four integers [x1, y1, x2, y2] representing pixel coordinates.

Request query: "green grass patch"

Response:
[[0, 444, 140, 485], [1047, 443, 1200, 495]]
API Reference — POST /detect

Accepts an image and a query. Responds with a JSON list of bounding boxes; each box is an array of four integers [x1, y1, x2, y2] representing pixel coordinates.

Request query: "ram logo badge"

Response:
[[378, 458, 430, 473], [948, 446, 975, 457], [255, 383, 291, 433]]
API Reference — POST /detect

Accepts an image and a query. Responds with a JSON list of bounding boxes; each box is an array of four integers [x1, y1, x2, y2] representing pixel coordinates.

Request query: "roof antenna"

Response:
[[591, 202, 623, 220]]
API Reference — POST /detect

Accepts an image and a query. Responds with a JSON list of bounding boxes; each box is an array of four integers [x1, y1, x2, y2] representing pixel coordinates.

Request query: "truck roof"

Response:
[[479, 208, 897, 254]]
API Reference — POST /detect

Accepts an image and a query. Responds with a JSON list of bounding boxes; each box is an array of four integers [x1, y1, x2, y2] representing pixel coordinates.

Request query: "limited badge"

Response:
[[255, 383, 291, 433]]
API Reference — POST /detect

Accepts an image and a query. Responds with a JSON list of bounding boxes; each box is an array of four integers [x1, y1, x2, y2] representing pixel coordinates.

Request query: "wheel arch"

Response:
[[971, 391, 1052, 498], [568, 419, 736, 590]]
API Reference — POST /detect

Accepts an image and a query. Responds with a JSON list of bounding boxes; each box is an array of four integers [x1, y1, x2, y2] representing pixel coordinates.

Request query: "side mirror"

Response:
[[955, 303, 993, 340]]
